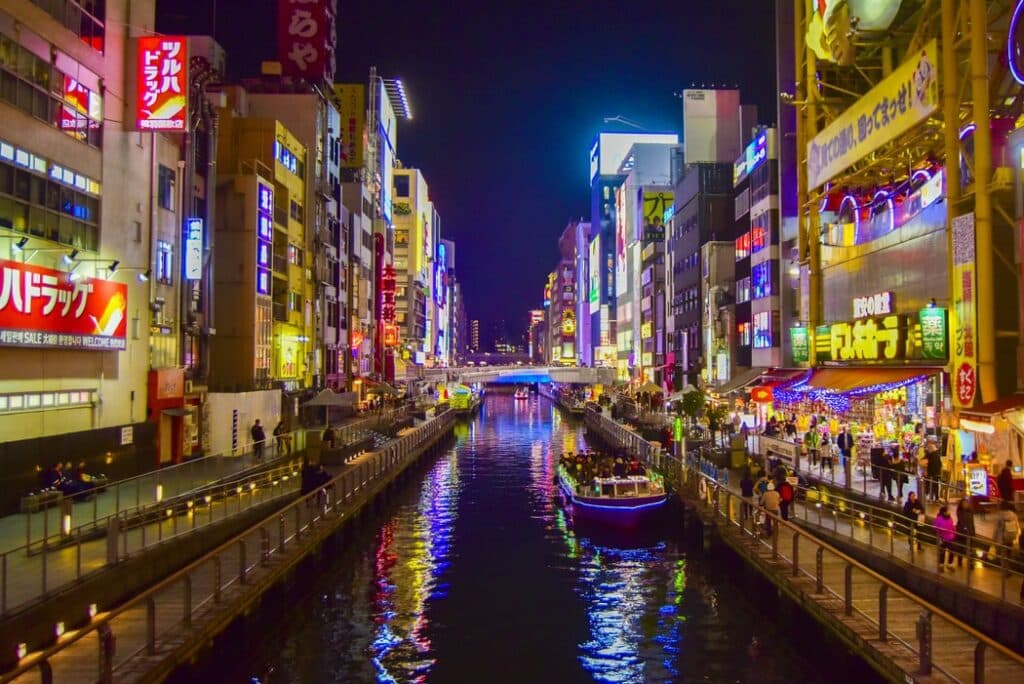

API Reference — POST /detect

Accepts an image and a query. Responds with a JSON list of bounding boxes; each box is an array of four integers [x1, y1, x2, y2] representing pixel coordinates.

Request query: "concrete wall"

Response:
[[206, 390, 281, 456]]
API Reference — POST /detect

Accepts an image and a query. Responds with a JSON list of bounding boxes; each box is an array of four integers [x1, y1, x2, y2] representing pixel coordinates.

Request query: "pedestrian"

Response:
[[993, 501, 1021, 564], [820, 434, 835, 479], [954, 496, 976, 567], [760, 482, 781, 537], [804, 426, 820, 468], [880, 448, 894, 502], [778, 477, 794, 521], [892, 453, 907, 501], [997, 460, 1015, 503], [273, 420, 289, 455], [740, 469, 755, 522], [837, 425, 854, 470], [933, 505, 956, 570], [322, 423, 336, 449], [251, 419, 266, 461], [901, 492, 925, 543], [924, 438, 942, 501]]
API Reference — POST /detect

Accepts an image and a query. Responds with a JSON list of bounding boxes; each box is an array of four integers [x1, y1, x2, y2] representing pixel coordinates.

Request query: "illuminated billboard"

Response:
[[642, 192, 672, 242], [136, 36, 188, 131], [615, 184, 628, 296], [590, 132, 679, 182], [379, 82, 397, 225], [277, 0, 338, 83], [0, 259, 127, 350], [332, 84, 365, 168]]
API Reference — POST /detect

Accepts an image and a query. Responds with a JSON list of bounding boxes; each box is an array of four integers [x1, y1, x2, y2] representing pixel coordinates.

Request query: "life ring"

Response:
[[698, 477, 708, 499]]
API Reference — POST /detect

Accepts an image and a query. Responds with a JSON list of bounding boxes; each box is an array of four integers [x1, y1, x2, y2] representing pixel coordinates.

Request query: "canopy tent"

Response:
[[366, 382, 401, 396], [301, 389, 357, 407], [636, 381, 664, 395], [667, 384, 701, 403]]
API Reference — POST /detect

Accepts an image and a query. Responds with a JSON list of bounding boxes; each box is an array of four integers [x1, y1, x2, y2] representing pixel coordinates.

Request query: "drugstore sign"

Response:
[[812, 312, 944, 363], [136, 36, 188, 131], [0, 259, 127, 350]]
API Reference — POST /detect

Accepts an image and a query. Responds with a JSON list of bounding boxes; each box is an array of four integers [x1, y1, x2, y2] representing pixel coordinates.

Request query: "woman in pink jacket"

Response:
[[933, 505, 957, 570]]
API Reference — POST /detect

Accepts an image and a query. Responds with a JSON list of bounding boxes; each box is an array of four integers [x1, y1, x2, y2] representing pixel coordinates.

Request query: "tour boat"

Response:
[[557, 465, 668, 530], [514, 387, 530, 400]]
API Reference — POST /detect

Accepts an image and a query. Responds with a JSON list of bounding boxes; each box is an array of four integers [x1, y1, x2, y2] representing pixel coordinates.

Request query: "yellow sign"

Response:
[[951, 213, 977, 407], [640, 321, 653, 339], [332, 84, 366, 169], [807, 39, 938, 188]]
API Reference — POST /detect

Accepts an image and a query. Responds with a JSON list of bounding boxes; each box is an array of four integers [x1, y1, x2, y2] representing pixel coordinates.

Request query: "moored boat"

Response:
[[557, 464, 667, 530], [514, 387, 529, 400]]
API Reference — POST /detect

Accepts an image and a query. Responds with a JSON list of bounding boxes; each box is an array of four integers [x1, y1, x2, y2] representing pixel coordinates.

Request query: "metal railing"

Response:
[[0, 410, 456, 684], [586, 407, 1024, 681], [0, 458, 305, 618]]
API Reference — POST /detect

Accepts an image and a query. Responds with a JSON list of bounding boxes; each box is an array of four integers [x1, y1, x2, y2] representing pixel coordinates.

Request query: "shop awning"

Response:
[[712, 367, 768, 395], [800, 367, 940, 394], [161, 407, 191, 417], [959, 395, 1024, 421]]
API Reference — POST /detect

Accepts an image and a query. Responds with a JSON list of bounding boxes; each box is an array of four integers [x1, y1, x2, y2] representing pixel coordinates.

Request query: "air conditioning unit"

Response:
[[184, 380, 194, 394]]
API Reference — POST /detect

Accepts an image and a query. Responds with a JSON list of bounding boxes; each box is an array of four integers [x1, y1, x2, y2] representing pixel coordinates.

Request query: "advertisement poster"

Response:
[[136, 36, 188, 131], [277, 0, 337, 84], [588, 236, 600, 314], [951, 213, 977, 408], [807, 38, 937, 188], [0, 259, 127, 350]]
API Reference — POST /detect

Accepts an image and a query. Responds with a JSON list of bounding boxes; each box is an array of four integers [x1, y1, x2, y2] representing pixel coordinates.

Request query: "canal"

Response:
[[180, 395, 882, 683]]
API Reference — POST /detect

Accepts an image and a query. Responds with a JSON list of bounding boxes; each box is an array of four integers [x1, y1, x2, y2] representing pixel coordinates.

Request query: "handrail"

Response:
[[696, 469, 1024, 670], [0, 410, 454, 683]]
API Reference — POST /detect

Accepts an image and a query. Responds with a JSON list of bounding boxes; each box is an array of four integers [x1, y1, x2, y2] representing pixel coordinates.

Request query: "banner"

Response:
[[0, 259, 127, 350], [588, 236, 600, 313], [807, 38, 938, 188], [277, 0, 337, 84], [951, 213, 978, 408], [136, 36, 188, 131], [332, 84, 366, 169]]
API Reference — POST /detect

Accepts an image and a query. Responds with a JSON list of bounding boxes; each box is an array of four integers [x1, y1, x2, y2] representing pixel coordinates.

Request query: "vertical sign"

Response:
[[332, 84, 365, 168], [951, 213, 977, 407], [918, 307, 948, 360], [136, 36, 188, 131], [277, 0, 337, 84], [184, 218, 203, 280], [256, 182, 273, 295], [790, 327, 809, 364], [231, 409, 239, 454]]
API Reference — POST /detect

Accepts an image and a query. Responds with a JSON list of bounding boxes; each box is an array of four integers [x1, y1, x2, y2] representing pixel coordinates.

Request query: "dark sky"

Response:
[[159, 0, 778, 343]]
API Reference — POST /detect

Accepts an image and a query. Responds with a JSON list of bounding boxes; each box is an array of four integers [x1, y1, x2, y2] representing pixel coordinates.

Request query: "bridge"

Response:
[[420, 365, 617, 386]]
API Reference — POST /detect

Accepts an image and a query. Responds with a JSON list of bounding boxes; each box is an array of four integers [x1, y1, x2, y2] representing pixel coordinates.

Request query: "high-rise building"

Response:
[[469, 319, 480, 353], [0, 1, 200, 495], [392, 167, 432, 366]]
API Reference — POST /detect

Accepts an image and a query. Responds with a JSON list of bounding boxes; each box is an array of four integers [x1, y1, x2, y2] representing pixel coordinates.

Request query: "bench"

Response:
[[20, 490, 62, 513]]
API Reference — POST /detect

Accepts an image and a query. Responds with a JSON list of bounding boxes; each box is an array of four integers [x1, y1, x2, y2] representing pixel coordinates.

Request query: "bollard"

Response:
[[97, 623, 114, 683], [974, 642, 986, 683], [916, 610, 932, 675]]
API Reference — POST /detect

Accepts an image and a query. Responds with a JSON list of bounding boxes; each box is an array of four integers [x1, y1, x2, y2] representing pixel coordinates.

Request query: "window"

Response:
[[289, 199, 303, 223], [750, 225, 767, 253], [0, 33, 102, 145], [31, 1, 106, 52], [735, 232, 750, 260], [158, 165, 175, 210], [156, 240, 173, 284], [394, 175, 410, 198], [738, 322, 751, 346], [736, 277, 751, 303], [288, 291, 301, 312], [752, 262, 772, 299], [287, 243, 303, 266], [753, 311, 773, 349]]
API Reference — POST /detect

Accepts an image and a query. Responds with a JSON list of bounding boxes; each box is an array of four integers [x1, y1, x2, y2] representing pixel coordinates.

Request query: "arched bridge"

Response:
[[421, 365, 617, 386]]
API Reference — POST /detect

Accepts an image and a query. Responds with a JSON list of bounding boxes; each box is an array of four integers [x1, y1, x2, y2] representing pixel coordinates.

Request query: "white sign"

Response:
[[184, 218, 203, 280], [852, 291, 893, 319], [120, 426, 134, 446]]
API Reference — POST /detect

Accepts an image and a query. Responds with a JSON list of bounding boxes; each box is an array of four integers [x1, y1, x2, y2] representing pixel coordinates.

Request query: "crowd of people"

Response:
[[37, 461, 101, 497], [559, 450, 647, 484]]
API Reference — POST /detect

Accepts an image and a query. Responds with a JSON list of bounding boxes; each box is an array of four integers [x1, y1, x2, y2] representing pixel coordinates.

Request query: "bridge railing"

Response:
[[0, 411, 456, 684], [584, 406, 1024, 681]]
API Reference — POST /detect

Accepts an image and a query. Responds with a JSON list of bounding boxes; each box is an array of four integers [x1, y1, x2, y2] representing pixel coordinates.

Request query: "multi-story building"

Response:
[[0, 0, 192, 498], [553, 222, 578, 365], [242, 68, 344, 391], [469, 318, 480, 353], [590, 132, 678, 374], [573, 220, 592, 365], [211, 104, 313, 405], [392, 167, 431, 366]]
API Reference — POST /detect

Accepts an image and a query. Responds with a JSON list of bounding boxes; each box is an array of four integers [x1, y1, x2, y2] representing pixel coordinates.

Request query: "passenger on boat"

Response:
[[627, 456, 644, 476], [612, 458, 627, 477]]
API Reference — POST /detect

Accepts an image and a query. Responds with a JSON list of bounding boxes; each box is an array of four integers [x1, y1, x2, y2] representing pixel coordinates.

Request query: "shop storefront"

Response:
[[955, 396, 1024, 500]]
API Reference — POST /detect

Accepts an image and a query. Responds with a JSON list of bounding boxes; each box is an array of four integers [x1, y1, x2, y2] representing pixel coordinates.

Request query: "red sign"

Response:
[[381, 265, 397, 324], [277, 0, 337, 84], [0, 259, 127, 350], [383, 324, 399, 347], [956, 362, 977, 407], [750, 386, 774, 403], [351, 330, 364, 349], [136, 36, 188, 131]]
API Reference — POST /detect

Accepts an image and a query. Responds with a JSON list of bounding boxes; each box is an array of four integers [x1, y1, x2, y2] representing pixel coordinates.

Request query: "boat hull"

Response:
[[557, 474, 667, 530]]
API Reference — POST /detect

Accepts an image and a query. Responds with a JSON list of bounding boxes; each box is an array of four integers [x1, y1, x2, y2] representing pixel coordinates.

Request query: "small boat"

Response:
[[557, 464, 668, 530], [514, 387, 529, 400]]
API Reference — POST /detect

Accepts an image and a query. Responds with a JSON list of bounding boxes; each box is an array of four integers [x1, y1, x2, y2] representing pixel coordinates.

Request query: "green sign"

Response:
[[673, 416, 683, 444], [919, 307, 948, 359], [790, 326, 809, 364]]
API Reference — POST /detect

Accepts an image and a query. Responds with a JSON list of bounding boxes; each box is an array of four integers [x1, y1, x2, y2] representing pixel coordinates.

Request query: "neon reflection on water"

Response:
[[369, 448, 460, 683]]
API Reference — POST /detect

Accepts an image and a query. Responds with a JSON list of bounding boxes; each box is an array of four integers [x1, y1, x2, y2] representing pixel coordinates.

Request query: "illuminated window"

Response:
[[736, 277, 750, 303], [156, 240, 173, 284], [735, 232, 750, 260], [753, 311, 774, 349], [752, 262, 772, 299], [750, 225, 767, 253], [738, 322, 751, 346]]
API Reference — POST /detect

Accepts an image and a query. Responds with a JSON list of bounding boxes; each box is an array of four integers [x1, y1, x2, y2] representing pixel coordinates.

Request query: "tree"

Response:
[[679, 390, 705, 428], [705, 400, 729, 447]]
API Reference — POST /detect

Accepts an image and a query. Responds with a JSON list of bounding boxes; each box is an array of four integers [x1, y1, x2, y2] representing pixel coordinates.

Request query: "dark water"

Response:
[[188, 396, 880, 683]]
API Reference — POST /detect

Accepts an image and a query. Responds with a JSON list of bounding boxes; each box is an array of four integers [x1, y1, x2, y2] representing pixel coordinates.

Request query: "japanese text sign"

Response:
[[185, 218, 203, 280], [277, 0, 337, 84], [136, 36, 188, 131], [918, 307, 948, 360], [790, 327, 809, 364], [951, 213, 977, 407], [0, 259, 127, 350], [807, 39, 938, 188]]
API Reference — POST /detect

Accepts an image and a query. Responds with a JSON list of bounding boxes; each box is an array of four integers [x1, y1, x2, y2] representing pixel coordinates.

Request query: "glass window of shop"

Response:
[[0, 158, 99, 250], [31, 0, 105, 53], [0, 33, 102, 147]]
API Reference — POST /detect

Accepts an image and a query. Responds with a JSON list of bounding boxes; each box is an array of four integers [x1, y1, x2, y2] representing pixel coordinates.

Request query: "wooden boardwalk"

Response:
[[0, 412, 456, 684]]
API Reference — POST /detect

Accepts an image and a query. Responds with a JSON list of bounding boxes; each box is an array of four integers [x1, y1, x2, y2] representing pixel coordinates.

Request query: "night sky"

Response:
[[158, 0, 778, 345]]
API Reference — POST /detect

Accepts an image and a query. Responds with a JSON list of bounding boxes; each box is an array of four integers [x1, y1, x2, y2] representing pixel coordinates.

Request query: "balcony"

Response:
[[273, 254, 288, 273], [272, 302, 287, 322]]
